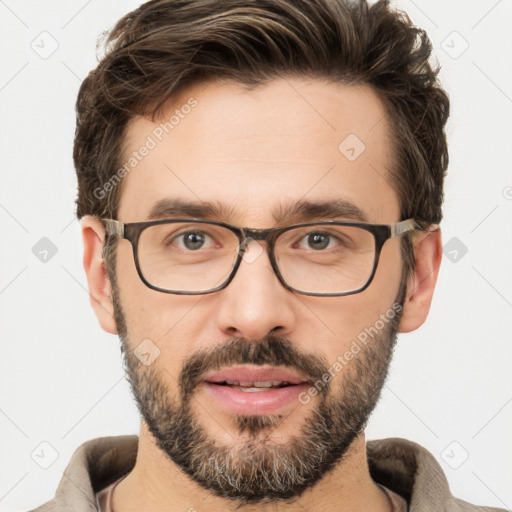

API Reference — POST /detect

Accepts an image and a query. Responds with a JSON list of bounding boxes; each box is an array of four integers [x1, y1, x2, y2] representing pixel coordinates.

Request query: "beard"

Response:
[[111, 278, 405, 506]]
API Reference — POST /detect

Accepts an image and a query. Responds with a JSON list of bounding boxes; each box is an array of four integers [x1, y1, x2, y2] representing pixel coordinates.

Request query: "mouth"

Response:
[[202, 365, 311, 414], [203, 365, 309, 389], [208, 379, 297, 392]]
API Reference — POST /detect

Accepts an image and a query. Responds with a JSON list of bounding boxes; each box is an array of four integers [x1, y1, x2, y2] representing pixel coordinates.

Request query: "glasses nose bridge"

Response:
[[238, 226, 278, 249], [234, 227, 282, 289]]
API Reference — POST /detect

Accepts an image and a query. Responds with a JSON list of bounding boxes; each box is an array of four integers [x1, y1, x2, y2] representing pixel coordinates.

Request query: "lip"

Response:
[[203, 365, 310, 385], [203, 381, 311, 415], [202, 365, 311, 415]]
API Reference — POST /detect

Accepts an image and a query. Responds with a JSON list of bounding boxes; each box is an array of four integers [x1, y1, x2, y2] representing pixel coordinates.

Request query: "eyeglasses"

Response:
[[103, 217, 418, 297]]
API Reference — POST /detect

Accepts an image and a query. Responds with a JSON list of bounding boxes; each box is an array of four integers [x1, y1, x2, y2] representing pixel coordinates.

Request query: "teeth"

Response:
[[224, 380, 288, 388], [231, 386, 270, 392]]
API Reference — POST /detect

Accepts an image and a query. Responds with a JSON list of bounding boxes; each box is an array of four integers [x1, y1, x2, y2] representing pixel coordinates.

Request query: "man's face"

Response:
[[111, 78, 405, 503]]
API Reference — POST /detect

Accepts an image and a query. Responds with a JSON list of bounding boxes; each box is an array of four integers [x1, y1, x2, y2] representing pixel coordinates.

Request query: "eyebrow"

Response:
[[147, 198, 369, 225]]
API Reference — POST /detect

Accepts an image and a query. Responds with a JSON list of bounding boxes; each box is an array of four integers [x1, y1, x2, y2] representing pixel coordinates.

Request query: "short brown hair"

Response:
[[74, 0, 449, 279]]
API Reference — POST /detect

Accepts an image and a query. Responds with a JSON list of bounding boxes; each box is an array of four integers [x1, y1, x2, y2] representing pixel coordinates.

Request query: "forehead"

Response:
[[117, 77, 399, 225]]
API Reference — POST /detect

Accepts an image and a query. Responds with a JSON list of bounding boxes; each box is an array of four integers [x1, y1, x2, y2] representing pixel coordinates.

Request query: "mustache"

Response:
[[179, 334, 331, 399]]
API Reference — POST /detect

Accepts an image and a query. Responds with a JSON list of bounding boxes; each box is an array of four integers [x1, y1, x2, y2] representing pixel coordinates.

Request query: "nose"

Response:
[[215, 239, 297, 340]]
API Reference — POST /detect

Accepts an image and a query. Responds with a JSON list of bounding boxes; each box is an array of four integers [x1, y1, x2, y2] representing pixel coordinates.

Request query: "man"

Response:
[[30, 0, 505, 511]]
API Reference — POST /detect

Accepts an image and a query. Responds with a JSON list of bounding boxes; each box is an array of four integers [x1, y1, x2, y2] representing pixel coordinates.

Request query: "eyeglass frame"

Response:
[[102, 217, 419, 297]]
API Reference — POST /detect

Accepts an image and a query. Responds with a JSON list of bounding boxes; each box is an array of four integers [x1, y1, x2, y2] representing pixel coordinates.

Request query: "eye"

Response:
[[170, 230, 215, 251], [297, 232, 341, 251]]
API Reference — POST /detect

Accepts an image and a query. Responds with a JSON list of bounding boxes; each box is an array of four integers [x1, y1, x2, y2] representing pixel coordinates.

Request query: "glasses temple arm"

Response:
[[103, 219, 125, 238]]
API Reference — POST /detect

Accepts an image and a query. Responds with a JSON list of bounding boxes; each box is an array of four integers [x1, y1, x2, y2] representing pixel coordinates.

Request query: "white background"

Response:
[[0, 1, 511, 510]]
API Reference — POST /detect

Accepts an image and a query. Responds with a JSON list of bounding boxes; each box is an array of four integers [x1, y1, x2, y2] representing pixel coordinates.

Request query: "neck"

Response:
[[112, 423, 391, 512]]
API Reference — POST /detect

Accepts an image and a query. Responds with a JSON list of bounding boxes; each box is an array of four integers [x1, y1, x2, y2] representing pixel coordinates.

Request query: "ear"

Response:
[[81, 216, 117, 334], [399, 227, 442, 333]]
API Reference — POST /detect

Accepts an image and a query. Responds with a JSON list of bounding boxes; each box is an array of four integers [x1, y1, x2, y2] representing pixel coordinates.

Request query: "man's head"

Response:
[[79, 0, 447, 506]]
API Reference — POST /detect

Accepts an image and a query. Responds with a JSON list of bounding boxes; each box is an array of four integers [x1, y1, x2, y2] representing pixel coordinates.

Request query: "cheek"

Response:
[[114, 242, 206, 365], [304, 241, 402, 364], [370, 237, 404, 301]]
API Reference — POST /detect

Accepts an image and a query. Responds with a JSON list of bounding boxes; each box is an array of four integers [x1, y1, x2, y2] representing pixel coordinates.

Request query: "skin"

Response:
[[81, 77, 442, 511]]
